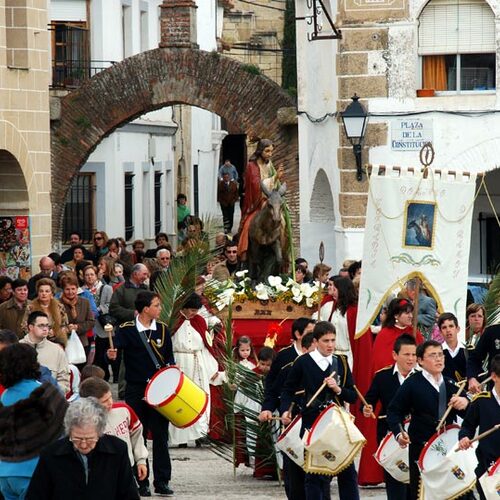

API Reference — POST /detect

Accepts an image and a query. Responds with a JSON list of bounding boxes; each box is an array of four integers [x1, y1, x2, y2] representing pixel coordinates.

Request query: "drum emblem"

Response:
[[286, 448, 298, 460], [451, 466, 465, 480], [396, 460, 409, 473], [322, 451, 336, 462], [430, 439, 447, 456]]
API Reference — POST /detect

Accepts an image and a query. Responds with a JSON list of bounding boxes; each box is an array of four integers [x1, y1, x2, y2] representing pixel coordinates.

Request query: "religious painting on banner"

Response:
[[0, 216, 31, 280], [355, 166, 476, 340]]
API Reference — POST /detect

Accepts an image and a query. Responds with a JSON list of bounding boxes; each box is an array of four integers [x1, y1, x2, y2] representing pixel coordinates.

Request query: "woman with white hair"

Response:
[[26, 398, 139, 500]]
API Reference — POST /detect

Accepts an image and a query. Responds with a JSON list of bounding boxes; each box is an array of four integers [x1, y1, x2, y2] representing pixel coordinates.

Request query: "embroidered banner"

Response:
[[355, 166, 476, 338]]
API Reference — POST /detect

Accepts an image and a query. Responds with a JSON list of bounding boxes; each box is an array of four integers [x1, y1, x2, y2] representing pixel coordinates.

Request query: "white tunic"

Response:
[[169, 318, 219, 446]]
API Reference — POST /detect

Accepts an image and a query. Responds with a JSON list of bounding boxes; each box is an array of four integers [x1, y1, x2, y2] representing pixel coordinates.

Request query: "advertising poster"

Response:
[[0, 216, 31, 280]]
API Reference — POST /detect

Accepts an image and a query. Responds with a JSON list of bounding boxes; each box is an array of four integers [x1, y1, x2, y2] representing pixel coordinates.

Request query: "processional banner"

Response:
[[355, 165, 477, 338]]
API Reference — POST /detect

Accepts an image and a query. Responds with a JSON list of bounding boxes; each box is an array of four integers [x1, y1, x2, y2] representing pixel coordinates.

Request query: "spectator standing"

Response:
[[0, 343, 68, 500], [218, 159, 239, 181], [0, 278, 30, 338], [0, 277, 12, 305], [177, 194, 190, 243], [27, 256, 58, 299], [26, 398, 139, 500], [60, 231, 93, 264], [21, 278, 69, 344], [90, 231, 109, 265], [20, 311, 70, 393], [217, 172, 239, 234], [149, 248, 171, 291], [63, 245, 91, 271]]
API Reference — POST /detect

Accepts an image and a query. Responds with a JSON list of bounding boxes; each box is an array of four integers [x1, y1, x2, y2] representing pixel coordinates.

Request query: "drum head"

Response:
[[419, 425, 460, 472], [278, 415, 301, 442], [305, 404, 336, 446], [145, 367, 182, 406]]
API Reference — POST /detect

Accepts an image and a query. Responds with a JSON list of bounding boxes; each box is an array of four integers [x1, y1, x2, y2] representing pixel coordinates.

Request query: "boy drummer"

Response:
[[387, 340, 469, 500], [458, 354, 500, 500], [280, 321, 359, 500], [362, 334, 417, 499]]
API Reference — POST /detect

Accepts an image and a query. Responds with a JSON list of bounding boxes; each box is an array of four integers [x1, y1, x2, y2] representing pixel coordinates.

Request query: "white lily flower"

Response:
[[235, 270, 248, 278], [276, 284, 288, 292], [300, 283, 314, 298], [268, 275, 282, 287], [291, 286, 301, 297], [306, 297, 314, 308], [286, 278, 296, 287], [292, 294, 303, 303], [255, 283, 269, 301]]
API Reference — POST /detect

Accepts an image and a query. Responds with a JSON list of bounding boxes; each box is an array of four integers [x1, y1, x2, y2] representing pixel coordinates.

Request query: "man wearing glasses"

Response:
[[20, 311, 70, 393], [387, 340, 470, 500]]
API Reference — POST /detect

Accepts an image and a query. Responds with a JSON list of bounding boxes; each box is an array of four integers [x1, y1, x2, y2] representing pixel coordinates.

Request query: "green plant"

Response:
[[241, 63, 261, 75], [74, 115, 91, 130]]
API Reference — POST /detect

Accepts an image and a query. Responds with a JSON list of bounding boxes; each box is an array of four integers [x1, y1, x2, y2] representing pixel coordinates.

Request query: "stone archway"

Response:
[[310, 169, 334, 223], [51, 48, 298, 244]]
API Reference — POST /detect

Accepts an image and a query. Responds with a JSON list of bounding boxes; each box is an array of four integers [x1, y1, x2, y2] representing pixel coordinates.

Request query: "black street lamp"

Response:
[[340, 94, 368, 181]]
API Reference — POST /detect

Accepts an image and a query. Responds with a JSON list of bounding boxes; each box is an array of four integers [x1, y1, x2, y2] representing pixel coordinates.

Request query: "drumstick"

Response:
[[479, 375, 493, 387], [305, 371, 336, 408], [436, 379, 467, 432], [354, 385, 376, 419], [104, 323, 114, 350], [399, 423, 410, 443], [455, 424, 500, 452]]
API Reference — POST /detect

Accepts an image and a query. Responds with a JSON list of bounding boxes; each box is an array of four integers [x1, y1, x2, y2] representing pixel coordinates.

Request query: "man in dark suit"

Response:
[[280, 321, 360, 500], [217, 172, 239, 233], [362, 334, 417, 499], [439, 312, 467, 382], [387, 340, 470, 500]]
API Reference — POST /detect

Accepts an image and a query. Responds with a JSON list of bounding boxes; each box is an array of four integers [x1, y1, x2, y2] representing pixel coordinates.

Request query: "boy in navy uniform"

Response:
[[458, 354, 500, 500], [362, 334, 417, 499], [439, 312, 468, 382], [467, 323, 500, 394], [107, 291, 174, 497], [387, 340, 469, 500], [280, 321, 359, 500]]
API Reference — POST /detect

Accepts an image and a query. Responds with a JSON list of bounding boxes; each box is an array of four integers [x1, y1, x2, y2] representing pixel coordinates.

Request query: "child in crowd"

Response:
[[234, 336, 257, 370], [79, 376, 149, 483], [80, 364, 105, 382], [439, 312, 467, 382]]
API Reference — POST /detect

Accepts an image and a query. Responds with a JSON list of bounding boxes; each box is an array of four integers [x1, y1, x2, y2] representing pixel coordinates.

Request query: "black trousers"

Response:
[[283, 454, 306, 500], [385, 469, 410, 500], [408, 443, 424, 500], [125, 382, 171, 487], [221, 204, 235, 233], [304, 462, 359, 500]]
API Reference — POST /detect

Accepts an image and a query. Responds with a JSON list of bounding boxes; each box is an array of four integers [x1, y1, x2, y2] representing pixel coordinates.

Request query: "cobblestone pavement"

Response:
[[148, 445, 388, 499]]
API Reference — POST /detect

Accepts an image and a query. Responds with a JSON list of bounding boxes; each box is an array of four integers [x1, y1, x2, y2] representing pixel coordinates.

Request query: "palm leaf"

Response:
[[483, 272, 500, 325]]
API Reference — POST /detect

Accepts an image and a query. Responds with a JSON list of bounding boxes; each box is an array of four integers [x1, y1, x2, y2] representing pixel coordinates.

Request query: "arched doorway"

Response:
[[0, 150, 29, 216], [51, 48, 298, 245]]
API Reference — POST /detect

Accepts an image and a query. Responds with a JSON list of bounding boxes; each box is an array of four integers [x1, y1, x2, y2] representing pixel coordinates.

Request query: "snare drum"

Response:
[[303, 404, 366, 476], [145, 366, 208, 428], [276, 415, 304, 467], [374, 420, 410, 484], [418, 424, 478, 500], [479, 457, 500, 500]]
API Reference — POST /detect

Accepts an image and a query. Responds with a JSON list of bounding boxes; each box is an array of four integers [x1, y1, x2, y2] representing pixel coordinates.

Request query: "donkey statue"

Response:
[[248, 182, 288, 283]]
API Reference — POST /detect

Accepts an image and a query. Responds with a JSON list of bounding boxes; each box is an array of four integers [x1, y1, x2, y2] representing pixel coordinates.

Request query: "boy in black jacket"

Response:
[[280, 321, 359, 500], [387, 340, 469, 500], [458, 354, 500, 500]]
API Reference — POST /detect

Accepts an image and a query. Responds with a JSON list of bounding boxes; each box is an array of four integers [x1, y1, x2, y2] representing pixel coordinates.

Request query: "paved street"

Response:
[[149, 445, 387, 499]]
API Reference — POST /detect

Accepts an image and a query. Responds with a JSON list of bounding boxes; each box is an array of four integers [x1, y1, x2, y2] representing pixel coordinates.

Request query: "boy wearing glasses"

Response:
[[387, 340, 469, 500]]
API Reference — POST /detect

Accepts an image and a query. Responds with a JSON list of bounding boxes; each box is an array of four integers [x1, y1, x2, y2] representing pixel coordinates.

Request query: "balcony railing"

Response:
[[51, 60, 117, 89]]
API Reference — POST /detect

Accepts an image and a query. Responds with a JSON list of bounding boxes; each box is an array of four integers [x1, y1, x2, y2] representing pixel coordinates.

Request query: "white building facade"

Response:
[[295, 0, 500, 279], [50, 0, 224, 249]]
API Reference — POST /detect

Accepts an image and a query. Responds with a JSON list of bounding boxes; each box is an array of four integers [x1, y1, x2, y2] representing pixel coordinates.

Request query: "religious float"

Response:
[[205, 271, 320, 350]]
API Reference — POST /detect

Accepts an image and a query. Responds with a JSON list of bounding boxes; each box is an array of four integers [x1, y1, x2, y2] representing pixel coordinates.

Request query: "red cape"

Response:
[[372, 325, 424, 373]]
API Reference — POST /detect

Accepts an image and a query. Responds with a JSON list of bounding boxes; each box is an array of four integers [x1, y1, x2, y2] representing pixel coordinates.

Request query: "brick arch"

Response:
[[51, 48, 298, 243]]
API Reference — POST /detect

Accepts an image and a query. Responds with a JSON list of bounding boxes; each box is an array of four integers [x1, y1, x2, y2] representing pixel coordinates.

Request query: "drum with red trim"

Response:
[[145, 366, 208, 428], [479, 457, 500, 500], [418, 424, 477, 500], [303, 404, 366, 476], [276, 415, 304, 467], [374, 420, 410, 484]]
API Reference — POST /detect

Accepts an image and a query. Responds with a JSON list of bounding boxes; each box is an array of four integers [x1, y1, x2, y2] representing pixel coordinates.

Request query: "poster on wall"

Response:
[[0, 216, 31, 280]]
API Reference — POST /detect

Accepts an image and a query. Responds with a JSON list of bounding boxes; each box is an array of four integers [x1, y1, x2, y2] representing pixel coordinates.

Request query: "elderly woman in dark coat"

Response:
[[26, 397, 139, 500]]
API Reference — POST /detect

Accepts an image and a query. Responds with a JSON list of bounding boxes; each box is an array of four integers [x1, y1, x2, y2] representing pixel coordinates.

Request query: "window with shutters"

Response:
[[418, 0, 496, 93]]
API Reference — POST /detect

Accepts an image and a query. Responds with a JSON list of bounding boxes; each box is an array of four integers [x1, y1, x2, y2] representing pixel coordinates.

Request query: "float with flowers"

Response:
[[205, 271, 320, 350]]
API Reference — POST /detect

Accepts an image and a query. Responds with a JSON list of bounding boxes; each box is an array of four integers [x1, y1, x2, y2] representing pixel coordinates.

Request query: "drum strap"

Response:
[[438, 381, 447, 417], [138, 330, 164, 370]]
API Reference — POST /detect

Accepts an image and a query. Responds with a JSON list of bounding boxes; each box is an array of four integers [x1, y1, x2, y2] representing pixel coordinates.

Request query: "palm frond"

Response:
[[483, 273, 500, 325]]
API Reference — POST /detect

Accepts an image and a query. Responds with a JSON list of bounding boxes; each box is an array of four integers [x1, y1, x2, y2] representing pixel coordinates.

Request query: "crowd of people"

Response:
[[0, 223, 498, 500]]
